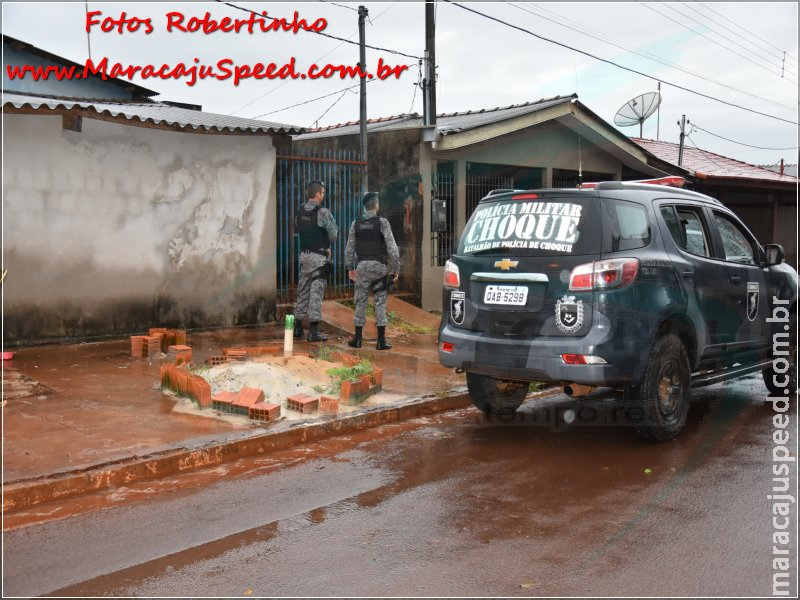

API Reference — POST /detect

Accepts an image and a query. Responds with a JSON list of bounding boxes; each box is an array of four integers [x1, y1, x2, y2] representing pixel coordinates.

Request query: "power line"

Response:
[[214, 0, 423, 60], [684, 133, 739, 172], [409, 60, 423, 114], [667, 2, 792, 75], [690, 123, 797, 151], [641, 3, 796, 83], [319, 0, 359, 14], [510, 2, 795, 112], [678, 2, 796, 68], [699, 2, 797, 65], [311, 87, 352, 128], [252, 81, 363, 118], [444, 1, 797, 125], [230, 2, 397, 117]]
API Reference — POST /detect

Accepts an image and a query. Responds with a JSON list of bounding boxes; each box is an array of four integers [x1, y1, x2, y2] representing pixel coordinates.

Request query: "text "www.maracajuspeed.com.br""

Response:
[[6, 56, 409, 87]]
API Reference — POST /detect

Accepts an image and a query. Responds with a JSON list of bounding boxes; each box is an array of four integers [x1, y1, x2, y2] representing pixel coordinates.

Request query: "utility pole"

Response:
[[677, 114, 686, 167], [423, 1, 437, 127], [358, 5, 368, 193]]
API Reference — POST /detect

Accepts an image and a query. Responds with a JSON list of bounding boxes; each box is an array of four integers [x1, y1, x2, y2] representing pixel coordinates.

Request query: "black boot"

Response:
[[307, 321, 328, 342], [294, 318, 304, 339], [348, 326, 363, 348], [376, 326, 392, 350]]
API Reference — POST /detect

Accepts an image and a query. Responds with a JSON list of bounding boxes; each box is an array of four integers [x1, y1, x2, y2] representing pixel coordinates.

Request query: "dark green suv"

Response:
[[438, 181, 797, 441]]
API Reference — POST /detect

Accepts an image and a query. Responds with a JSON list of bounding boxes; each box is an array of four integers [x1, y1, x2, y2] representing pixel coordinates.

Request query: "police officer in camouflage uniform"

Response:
[[294, 180, 338, 342], [345, 192, 400, 350]]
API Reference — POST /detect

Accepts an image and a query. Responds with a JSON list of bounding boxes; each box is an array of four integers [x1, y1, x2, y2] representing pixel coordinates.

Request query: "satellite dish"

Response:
[[614, 92, 661, 138]]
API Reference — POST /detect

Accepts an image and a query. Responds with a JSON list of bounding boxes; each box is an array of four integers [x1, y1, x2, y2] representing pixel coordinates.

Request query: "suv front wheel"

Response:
[[629, 334, 691, 442], [466, 372, 528, 417]]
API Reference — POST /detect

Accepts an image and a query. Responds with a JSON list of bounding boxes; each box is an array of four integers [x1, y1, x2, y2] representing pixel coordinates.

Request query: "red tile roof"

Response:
[[633, 138, 798, 184]]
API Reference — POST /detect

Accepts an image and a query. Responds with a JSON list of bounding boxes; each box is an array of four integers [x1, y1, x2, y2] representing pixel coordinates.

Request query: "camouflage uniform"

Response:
[[345, 209, 400, 327], [295, 201, 338, 324]]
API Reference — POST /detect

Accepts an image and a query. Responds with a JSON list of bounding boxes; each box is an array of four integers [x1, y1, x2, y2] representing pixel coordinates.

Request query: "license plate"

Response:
[[483, 285, 528, 305]]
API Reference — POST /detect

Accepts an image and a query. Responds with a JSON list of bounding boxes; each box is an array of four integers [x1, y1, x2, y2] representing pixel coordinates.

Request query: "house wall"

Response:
[[3, 113, 278, 343]]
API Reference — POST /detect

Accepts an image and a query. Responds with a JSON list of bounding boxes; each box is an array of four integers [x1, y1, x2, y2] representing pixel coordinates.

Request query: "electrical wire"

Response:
[[690, 123, 797, 151], [409, 60, 422, 114], [699, 2, 797, 66], [678, 2, 795, 67], [665, 3, 792, 76], [214, 0, 423, 60], [510, 2, 795, 112], [253, 81, 363, 118], [311, 87, 352, 128], [444, 1, 797, 125], [641, 3, 796, 83], [684, 133, 739, 172], [229, 2, 397, 117], [320, 0, 359, 14]]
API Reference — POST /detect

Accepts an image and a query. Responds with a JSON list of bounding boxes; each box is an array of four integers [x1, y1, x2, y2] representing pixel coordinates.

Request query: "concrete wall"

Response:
[[3, 113, 278, 343]]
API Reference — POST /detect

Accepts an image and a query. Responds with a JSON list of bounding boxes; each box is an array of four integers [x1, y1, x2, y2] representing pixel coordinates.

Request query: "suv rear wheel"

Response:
[[763, 313, 797, 396], [630, 334, 691, 442], [466, 373, 528, 417]]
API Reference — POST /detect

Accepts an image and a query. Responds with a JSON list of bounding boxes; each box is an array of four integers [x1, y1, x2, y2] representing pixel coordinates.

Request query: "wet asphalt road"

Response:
[[3, 375, 796, 597]]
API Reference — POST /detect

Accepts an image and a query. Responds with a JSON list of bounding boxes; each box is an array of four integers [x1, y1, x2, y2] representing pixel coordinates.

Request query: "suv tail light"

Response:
[[568, 258, 639, 291], [444, 260, 461, 288]]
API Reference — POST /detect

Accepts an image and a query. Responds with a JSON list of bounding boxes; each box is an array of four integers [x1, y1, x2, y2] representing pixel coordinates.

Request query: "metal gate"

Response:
[[276, 150, 365, 303]]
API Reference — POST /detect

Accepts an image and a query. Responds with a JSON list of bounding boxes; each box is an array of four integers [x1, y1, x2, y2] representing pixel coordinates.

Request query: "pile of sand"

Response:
[[201, 355, 335, 406]]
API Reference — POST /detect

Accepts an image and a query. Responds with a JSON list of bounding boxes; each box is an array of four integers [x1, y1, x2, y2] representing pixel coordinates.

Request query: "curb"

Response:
[[2, 390, 473, 514]]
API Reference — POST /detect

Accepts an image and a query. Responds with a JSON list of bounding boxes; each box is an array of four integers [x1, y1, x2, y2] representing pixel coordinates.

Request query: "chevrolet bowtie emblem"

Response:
[[494, 259, 519, 270]]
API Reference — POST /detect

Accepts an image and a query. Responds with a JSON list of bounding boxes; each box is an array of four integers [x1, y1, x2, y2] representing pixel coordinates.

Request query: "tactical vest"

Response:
[[297, 204, 330, 254], [354, 215, 387, 263]]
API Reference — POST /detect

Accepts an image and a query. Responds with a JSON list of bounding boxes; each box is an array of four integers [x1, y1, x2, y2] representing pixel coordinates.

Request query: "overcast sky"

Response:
[[3, 1, 798, 166]]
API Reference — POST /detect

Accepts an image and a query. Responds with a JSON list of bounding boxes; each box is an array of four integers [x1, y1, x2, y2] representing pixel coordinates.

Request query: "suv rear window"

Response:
[[457, 196, 600, 256], [602, 199, 651, 252]]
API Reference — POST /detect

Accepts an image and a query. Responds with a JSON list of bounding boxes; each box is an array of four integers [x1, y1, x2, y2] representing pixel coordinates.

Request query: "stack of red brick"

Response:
[[131, 328, 187, 358], [160, 363, 212, 408], [211, 387, 281, 422]]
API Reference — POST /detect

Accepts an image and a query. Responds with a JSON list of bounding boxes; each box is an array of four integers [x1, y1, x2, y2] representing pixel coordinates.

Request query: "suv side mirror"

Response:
[[765, 244, 785, 266]]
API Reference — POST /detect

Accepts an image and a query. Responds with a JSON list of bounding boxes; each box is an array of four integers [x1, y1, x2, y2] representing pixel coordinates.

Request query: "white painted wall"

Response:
[[3, 113, 278, 341]]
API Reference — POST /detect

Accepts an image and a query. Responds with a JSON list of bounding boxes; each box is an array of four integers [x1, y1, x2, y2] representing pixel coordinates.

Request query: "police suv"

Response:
[[438, 179, 797, 441]]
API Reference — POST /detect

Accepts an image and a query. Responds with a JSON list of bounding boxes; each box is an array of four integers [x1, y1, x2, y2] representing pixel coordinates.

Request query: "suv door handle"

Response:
[[681, 271, 694, 280], [729, 275, 742, 284]]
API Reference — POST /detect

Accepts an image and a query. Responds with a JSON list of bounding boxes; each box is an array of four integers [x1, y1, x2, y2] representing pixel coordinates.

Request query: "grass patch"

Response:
[[314, 345, 336, 362], [187, 363, 210, 376], [326, 358, 374, 393], [337, 300, 436, 335], [528, 382, 545, 392]]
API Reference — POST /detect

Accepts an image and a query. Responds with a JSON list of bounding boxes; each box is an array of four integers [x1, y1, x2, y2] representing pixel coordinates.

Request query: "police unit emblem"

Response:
[[747, 282, 759, 322], [555, 295, 583, 333], [450, 290, 465, 325]]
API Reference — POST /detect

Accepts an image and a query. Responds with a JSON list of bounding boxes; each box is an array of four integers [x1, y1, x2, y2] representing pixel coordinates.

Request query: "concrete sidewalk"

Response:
[[2, 321, 467, 514]]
